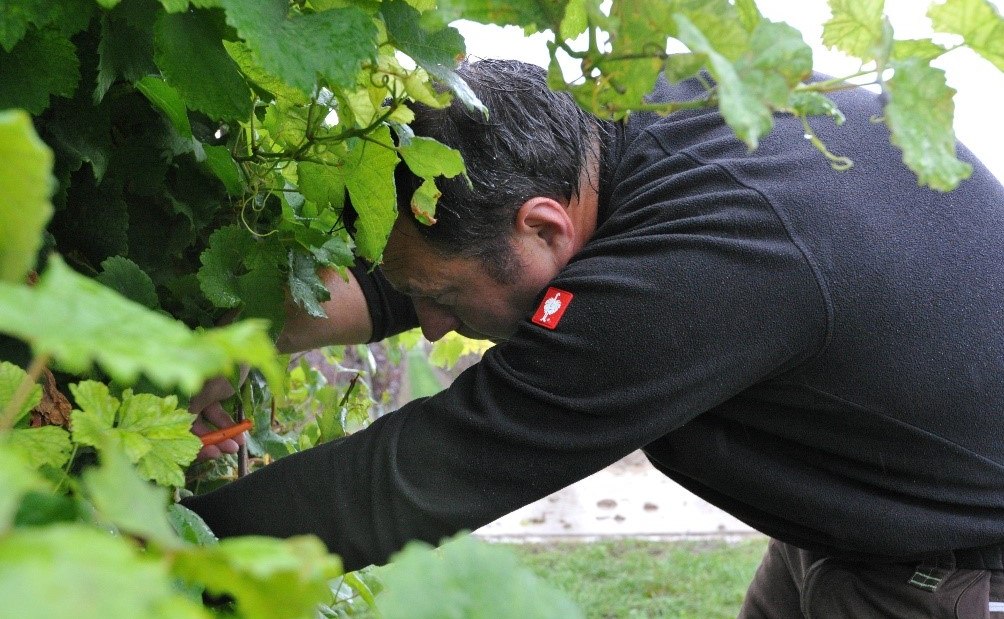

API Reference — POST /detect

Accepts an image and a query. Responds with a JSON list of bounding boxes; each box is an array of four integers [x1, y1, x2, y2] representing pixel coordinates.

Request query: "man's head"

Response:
[[396, 59, 605, 284], [382, 59, 606, 342]]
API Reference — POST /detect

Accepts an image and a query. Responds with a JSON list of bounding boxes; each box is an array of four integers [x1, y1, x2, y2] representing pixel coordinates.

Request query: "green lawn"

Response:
[[503, 537, 768, 618]]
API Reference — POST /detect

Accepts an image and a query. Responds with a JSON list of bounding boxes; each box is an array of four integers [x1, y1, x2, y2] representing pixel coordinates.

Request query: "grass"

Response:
[[502, 537, 768, 618]]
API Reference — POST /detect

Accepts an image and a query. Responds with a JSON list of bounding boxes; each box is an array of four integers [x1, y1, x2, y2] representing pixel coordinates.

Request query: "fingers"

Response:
[[197, 438, 240, 461], [188, 375, 237, 415], [191, 401, 249, 461]]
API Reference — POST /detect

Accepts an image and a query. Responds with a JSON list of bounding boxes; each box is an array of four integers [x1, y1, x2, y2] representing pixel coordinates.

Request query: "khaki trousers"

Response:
[[739, 539, 1004, 618]]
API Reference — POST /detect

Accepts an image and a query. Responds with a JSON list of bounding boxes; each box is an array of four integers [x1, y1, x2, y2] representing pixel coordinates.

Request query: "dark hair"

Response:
[[396, 59, 607, 283]]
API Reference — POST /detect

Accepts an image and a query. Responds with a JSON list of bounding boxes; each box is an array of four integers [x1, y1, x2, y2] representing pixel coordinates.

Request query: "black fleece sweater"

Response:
[[184, 78, 1004, 571]]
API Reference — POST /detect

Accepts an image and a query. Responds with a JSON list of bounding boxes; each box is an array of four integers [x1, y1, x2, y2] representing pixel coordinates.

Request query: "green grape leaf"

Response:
[[381, 0, 486, 115], [222, 40, 311, 105], [431, 68, 488, 117], [288, 250, 330, 319], [400, 66, 452, 109], [118, 391, 201, 486], [0, 449, 47, 532], [0, 28, 80, 115], [559, 0, 589, 40], [298, 161, 346, 211], [172, 535, 343, 619], [198, 225, 261, 308], [309, 237, 354, 269], [377, 535, 585, 619], [381, 0, 466, 72], [0, 111, 54, 284], [674, 14, 772, 149], [429, 332, 493, 368], [48, 174, 129, 265], [97, 256, 161, 310], [822, 0, 886, 61], [219, 0, 377, 92], [167, 503, 219, 546], [885, 59, 972, 192], [890, 38, 948, 62], [735, 0, 764, 31], [678, 0, 751, 62], [159, 0, 190, 11], [153, 10, 252, 121], [0, 524, 209, 618], [788, 90, 846, 125], [96, 3, 157, 102], [5, 426, 72, 471], [664, 52, 706, 83], [261, 99, 312, 150], [0, 256, 282, 395], [44, 95, 112, 181], [593, 0, 677, 113], [344, 127, 399, 262], [70, 382, 201, 487], [734, 20, 814, 107], [13, 492, 79, 527], [0, 361, 42, 428], [69, 380, 120, 428], [81, 446, 180, 545], [928, 0, 1004, 71], [198, 226, 287, 332], [431, 0, 555, 31], [0, 0, 93, 52], [409, 178, 441, 226], [201, 144, 243, 195], [136, 75, 192, 138], [397, 135, 466, 180]]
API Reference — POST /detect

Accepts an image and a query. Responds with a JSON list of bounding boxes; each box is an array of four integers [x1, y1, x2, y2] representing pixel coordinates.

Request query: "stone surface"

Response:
[[475, 451, 756, 542]]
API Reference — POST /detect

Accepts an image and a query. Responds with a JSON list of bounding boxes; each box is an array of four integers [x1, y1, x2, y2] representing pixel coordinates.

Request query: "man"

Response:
[[184, 59, 1004, 617]]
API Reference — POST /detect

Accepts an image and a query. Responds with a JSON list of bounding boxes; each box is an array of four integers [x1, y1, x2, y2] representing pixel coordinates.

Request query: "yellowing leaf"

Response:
[[70, 381, 201, 488], [410, 178, 441, 226], [928, 0, 1004, 71], [0, 361, 42, 428], [823, 0, 887, 60], [5, 426, 72, 471]]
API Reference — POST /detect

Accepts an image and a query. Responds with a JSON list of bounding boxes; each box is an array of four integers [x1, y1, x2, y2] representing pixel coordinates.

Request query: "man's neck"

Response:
[[566, 158, 601, 255]]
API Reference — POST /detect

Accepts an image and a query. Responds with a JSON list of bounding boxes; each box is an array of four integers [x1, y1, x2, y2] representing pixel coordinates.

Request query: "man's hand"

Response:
[[189, 267, 372, 459], [189, 374, 247, 460]]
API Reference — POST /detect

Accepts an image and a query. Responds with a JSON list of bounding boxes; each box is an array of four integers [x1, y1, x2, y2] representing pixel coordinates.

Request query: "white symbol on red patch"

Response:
[[532, 287, 573, 329]]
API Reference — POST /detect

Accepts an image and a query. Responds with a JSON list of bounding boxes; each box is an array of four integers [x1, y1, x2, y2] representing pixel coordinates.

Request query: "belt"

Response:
[[952, 545, 1004, 571], [907, 545, 1004, 592]]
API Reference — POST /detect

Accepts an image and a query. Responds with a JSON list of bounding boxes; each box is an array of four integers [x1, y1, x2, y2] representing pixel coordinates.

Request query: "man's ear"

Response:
[[514, 197, 575, 252]]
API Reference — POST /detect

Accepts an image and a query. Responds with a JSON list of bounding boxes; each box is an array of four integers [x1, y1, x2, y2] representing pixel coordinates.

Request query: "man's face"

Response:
[[380, 219, 552, 342]]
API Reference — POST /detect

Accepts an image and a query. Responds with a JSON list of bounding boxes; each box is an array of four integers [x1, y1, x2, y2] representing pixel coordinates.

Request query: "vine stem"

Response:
[[0, 353, 51, 432]]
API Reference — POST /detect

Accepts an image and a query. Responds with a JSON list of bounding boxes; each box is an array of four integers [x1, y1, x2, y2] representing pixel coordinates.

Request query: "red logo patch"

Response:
[[532, 287, 573, 330]]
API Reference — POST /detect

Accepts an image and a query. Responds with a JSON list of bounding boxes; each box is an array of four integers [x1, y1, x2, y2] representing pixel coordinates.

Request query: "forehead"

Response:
[[380, 219, 475, 294]]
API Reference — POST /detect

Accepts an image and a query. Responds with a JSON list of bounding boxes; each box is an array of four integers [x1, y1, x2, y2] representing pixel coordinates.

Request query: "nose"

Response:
[[413, 298, 461, 342]]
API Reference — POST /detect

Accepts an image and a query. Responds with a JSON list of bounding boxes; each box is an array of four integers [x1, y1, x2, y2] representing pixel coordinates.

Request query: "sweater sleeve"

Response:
[[349, 261, 419, 342]]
